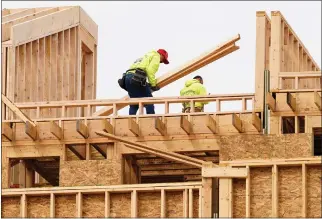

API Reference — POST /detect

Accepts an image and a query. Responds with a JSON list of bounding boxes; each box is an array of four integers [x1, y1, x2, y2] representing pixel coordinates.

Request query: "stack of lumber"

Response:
[[93, 34, 241, 116]]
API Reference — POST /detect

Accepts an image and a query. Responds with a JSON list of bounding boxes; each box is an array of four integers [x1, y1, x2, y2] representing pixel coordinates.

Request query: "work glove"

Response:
[[150, 86, 160, 91]]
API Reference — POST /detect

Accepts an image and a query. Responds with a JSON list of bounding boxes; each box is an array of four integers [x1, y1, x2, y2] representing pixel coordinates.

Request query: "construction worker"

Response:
[[180, 76, 208, 113], [118, 49, 169, 115]]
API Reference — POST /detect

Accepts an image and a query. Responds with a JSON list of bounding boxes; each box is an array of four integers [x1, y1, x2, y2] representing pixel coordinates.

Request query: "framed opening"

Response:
[[313, 127, 322, 156], [282, 116, 295, 134], [298, 116, 305, 133]]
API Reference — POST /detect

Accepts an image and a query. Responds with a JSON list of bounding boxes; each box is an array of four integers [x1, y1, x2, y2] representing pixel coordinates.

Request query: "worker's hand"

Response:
[[151, 86, 160, 91]]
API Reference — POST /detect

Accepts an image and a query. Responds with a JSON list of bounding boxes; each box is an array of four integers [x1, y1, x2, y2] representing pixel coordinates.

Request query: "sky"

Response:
[[2, 1, 321, 115]]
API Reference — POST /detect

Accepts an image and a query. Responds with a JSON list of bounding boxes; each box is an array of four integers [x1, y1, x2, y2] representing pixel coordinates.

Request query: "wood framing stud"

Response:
[[201, 177, 212, 217], [161, 189, 166, 217], [128, 118, 140, 137], [25, 121, 37, 140], [102, 119, 114, 134], [252, 113, 262, 132], [50, 121, 62, 140], [286, 92, 296, 111], [206, 114, 218, 134], [266, 92, 276, 111], [50, 193, 55, 217], [2, 122, 13, 141], [202, 166, 248, 178], [131, 190, 138, 217], [232, 113, 244, 133], [314, 91, 321, 110], [180, 116, 192, 135], [76, 120, 89, 139], [21, 194, 27, 218], [155, 117, 167, 136], [219, 178, 233, 217], [105, 191, 110, 218]]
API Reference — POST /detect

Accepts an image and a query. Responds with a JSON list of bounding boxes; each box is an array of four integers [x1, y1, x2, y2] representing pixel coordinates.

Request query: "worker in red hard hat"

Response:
[[118, 49, 169, 115]]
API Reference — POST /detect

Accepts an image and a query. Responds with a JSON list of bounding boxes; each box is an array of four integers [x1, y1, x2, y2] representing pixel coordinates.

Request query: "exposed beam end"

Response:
[[102, 119, 114, 134], [206, 114, 218, 134], [314, 91, 321, 110], [266, 92, 276, 111], [76, 120, 89, 139], [50, 121, 62, 140], [25, 121, 37, 141], [252, 113, 262, 133], [128, 118, 140, 137], [155, 117, 167, 136], [232, 114, 244, 133], [180, 116, 192, 135], [286, 92, 296, 112], [2, 122, 13, 141]]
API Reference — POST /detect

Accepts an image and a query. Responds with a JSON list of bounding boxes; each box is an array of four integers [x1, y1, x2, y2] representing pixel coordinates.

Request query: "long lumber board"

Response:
[[93, 34, 241, 116]]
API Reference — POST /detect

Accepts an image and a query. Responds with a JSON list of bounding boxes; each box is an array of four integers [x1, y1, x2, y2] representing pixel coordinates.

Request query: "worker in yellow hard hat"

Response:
[[180, 76, 208, 113], [118, 49, 169, 115]]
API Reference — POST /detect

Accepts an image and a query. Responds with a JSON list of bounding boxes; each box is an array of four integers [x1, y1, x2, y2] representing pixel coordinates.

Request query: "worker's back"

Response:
[[180, 79, 208, 112]]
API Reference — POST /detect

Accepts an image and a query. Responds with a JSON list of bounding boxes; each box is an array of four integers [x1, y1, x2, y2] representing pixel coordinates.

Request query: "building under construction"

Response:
[[1, 6, 321, 218]]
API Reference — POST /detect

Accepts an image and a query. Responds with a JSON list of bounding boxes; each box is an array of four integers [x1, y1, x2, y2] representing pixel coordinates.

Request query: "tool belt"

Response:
[[127, 68, 147, 87]]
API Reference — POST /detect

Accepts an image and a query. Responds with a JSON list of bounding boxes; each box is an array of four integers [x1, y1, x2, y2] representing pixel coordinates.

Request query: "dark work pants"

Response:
[[125, 74, 155, 115]]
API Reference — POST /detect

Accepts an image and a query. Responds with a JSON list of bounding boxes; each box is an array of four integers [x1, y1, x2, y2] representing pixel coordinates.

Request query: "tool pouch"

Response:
[[131, 68, 147, 87], [118, 73, 127, 91]]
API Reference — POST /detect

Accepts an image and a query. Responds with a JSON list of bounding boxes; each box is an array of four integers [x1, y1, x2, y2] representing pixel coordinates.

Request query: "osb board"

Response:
[[250, 167, 272, 217], [233, 178, 246, 218], [138, 192, 161, 217], [1, 159, 9, 189], [269, 116, 280, 134], [193, 190, 199, 218], [1, 197, 20, 218], [82, 194, 105, 218], [60, 160, 122, 186], [278, 166, 302, 217], [219, 134, 312, 161], [55, 195, 76, 218], [27, 196, 50, 218], [307, 166, 322, 217], [110, 193, 131, 218], [166, 191, 183, 217]]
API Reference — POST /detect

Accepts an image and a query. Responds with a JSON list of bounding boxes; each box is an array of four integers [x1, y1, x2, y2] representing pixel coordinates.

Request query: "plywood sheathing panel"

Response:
[[307, 166, 322, 217], [59, 160, 122, 186], [250, 167, 272, 217], [219, 134, 312, 161], [27, 196, 50, 218], [233, 178, 246, 218], [1, 158, 9, 189], [1, 197, 20, 218], [166, 191, 183, 217], [82, 194, 105, 218], [193, 190, 200, 218], [110, 193, 131, 218], [55, 195, 76, 218], [138, 192, 161, 217], [278, 167, 302, 217]]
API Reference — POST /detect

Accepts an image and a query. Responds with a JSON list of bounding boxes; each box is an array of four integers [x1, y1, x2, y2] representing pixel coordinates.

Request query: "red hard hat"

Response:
[[157, 49, 169, 64]]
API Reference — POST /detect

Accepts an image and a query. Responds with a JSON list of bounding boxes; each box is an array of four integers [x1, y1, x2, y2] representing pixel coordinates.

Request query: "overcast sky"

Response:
[[2, 1, 321, 114]]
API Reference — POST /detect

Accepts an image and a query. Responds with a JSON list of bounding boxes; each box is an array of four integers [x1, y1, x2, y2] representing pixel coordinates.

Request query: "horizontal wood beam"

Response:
[[232, 114, 244, 133], [252, 113, 262, 132], [266, 92, 276, 111], [50, 121, 62, 140], [95, 131, 206, 168], [25, 121, 37, 141], [314, 91, 321, 110], [155, 117, 167, 136], [76, 120, 89, 139], [180, 116, 192, 135], [2, 122, 13, 141], [202, 166, 248, 178], [206, 114, 218, 134], [286, 92, 296, 112], [128, 118, 140, 137], [142, 168, 201, 176]]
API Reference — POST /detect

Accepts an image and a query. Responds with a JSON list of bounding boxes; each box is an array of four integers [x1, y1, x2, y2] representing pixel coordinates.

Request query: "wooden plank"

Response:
[[43, 36, 51, 118], [302, 163, 307, 217], [50, 193, 55, 217], [93, 35, 241, 116], [2, 8, 35, 23], [95, 131, 205, 168], [131, 190, 138, 217], [2, 122, 13, 141], [232, 113, 244, 133], [161, 189, 166, 217], [76, 120, 88, 138], [314, 91, 321, 110], [128, 118, 140, 137], [76, 192, 82, 218], [270, 12, 282, 90], [252, 112, 262, 132], [50, 121, 62, 140], [219, 178, 233, 217], [11, 7, 80, 46], [202, 166, 248, 178], [266, 92, 276, 111], [79, 7, 98, 42], [272, 164, 278, 217], [245, 166, 250, 217], [206, 114, 218, 133], [183, 189, 189, 217], [188, 189, 193, 218], [69, 27, 77, 116], [51, 33, 58, 117], [286, 92, 296, 111], [20, 193, 27, 218], [154, 117, 166, 136], [31, 40, 39, 118], [102, 119, 114, 134], [201, 177, 213, 217], [25, 121, 37, 141], [180, 116, 192, 135], [105, 191, 110, 218]]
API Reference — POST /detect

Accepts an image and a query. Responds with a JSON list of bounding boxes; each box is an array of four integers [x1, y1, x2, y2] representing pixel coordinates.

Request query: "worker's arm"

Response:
[[146, 55, 160, 87]]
